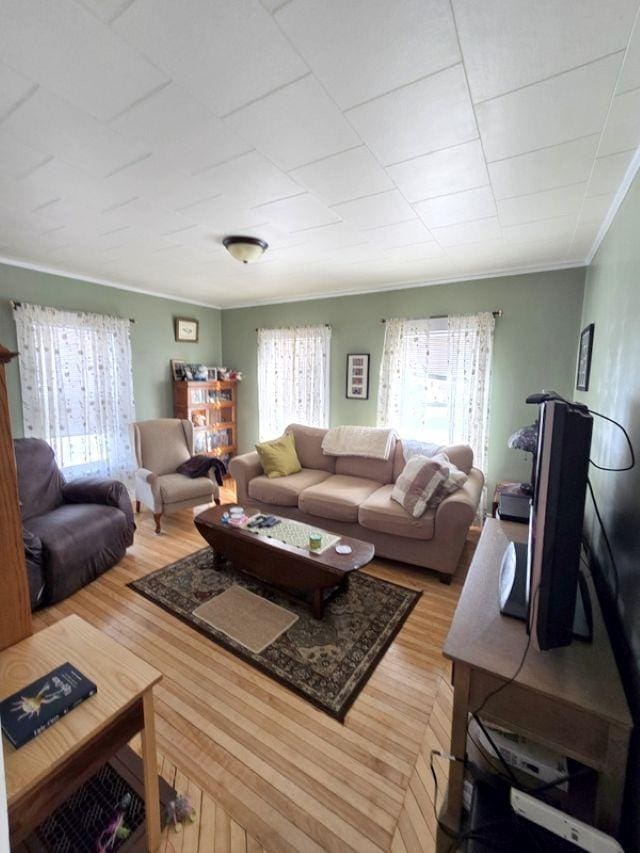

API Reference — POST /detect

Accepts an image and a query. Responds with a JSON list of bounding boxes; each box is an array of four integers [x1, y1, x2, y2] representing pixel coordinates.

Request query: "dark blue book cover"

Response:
[[0, 661, 97, 748]]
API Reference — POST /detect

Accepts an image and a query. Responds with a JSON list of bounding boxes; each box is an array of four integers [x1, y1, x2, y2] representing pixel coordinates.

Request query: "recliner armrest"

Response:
[[62, 478, 135, 541]]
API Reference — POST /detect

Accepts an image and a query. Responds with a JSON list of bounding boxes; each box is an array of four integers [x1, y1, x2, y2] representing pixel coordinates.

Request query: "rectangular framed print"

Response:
[[346, 353, 370, 399], [576, 323, 594, 391], [175, 316, 199, 342]]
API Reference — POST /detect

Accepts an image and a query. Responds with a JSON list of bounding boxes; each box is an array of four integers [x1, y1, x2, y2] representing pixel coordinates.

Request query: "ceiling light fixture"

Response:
[[222, 235, 268, 264]]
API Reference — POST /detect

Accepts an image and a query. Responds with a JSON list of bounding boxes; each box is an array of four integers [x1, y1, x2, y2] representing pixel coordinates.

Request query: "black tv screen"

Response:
[[528, 399, 593, 650]]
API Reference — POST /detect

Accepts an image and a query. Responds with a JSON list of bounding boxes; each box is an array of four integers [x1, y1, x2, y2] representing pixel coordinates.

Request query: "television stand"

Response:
[[499, 541, 593, 641], [440, 519, 632, 845]]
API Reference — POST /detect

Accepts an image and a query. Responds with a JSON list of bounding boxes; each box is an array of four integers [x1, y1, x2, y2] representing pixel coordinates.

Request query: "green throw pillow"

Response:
[[255, 433, 302, 479]]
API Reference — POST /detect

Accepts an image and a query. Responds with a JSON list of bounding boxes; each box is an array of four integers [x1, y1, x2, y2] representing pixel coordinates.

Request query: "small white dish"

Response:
[[335, 544, 352, 555]]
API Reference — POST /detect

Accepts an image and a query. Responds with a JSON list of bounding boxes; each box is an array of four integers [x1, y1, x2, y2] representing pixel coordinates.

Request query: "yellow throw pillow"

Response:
[[255, 433, 302, 479]]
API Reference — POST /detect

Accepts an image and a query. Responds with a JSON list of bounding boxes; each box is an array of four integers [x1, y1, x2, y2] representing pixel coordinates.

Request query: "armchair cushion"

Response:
[[135, 418, 192, 476], [62, 477, 135, 541], [14, 438, 64, 521], [24, 504, 130, 604], [158, 473, 215, 505]]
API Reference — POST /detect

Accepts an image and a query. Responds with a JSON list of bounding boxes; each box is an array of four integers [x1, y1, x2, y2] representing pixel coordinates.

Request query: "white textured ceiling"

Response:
[[1, 0, 640, 308]]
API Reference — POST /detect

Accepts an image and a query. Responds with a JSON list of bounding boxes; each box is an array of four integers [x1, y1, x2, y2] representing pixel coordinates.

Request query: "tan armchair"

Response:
[[131, 418, 220, 534]]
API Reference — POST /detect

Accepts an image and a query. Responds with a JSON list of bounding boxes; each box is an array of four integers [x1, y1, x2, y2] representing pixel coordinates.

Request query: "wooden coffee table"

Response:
[[194, 505, 375, 619]]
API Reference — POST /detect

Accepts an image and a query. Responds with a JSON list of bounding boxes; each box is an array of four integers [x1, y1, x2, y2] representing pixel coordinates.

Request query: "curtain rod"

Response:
[[9, 300, 136, 323], [379, 309, 502, 323], [255, 323, 331, 332]]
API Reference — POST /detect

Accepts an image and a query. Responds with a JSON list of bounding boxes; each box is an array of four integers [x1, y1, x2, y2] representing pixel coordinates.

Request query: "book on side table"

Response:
[[0, 662, 97, 748]]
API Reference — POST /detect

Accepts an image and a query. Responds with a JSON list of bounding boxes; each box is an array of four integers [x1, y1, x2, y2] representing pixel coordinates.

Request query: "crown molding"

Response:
[[0, 254, 223, 310], [221, 260, 587, 309], [0, 253, 589, 314], [585, 145, 640, 265]]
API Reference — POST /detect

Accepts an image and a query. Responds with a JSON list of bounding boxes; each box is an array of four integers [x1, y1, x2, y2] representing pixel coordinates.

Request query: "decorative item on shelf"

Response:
[[207, 367, 218, 381], [170, 359, 187, 381], [191, 412, 207, 427], [227, 369, 242, 381], [576, 322, 594, 391], [223, 235, 268, 264], [189, 363, 208, 381], [174, 317, 199, 342], [346, 353, 370, 399], [507, 421, 538, 495]]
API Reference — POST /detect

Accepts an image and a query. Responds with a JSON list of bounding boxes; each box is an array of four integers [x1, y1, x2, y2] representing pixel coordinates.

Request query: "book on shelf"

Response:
[[0, 661, 97, 748]]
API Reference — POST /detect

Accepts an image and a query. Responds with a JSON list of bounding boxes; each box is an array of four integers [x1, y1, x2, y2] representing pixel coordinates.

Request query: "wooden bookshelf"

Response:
[[173, 380, 237, 467]]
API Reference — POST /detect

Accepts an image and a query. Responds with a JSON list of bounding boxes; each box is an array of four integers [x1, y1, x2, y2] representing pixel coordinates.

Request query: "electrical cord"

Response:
[[587, 408, 635, 471], [472, 586, 538, 721]]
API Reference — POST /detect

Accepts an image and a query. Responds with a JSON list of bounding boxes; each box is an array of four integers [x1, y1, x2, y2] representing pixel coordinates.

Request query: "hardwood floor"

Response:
[[32, 486, 473, 852]]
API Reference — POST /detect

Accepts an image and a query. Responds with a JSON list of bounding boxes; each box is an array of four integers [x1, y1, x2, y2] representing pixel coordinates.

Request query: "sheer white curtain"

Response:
[[257, 325, 331, 440], [447, 312, 495, 472], [377, 317, 435, 437], [377, 312, 495, 470], [14, 302, 136, 487]]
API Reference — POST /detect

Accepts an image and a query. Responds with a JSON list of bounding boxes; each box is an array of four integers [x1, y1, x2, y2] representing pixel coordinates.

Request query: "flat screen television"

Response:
[[499, 397, 594, 650]]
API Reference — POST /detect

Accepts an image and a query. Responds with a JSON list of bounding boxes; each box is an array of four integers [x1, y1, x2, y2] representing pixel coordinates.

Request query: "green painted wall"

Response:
[[0, 262, 222, 436], [575, 169, 640, 847], [222, 268, 586, 497]]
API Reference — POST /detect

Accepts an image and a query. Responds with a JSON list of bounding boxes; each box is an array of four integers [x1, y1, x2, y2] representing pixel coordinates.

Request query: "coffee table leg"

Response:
[[312, 589, 324, 620], [141, 689, 161, 852]]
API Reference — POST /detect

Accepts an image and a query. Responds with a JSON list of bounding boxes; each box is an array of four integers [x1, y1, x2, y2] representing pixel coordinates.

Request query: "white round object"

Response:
[[229, 506, 244, 517], [335, 544, 352, 555]]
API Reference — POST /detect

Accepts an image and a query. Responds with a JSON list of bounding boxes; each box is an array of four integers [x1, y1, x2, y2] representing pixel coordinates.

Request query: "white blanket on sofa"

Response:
[[321, 425, 396, 459]]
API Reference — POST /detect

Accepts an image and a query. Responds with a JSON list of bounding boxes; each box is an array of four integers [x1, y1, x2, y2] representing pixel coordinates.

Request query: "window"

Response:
[[14, 302, 136, 487], [377, 313, 495, 470], [257, 325, 331, 440]]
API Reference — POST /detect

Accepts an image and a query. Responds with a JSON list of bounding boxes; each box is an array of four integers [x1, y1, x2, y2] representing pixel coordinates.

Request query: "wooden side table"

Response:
[[441, 519, 632, 843], [1, 615, 163, 851]]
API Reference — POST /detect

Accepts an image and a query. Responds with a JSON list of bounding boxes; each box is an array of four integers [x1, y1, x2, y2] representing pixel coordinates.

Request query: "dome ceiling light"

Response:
[[222, 235, 268, 264]]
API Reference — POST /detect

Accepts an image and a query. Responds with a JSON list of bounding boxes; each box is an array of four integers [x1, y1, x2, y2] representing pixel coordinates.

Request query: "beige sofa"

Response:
[[229, 423, 484, 582]]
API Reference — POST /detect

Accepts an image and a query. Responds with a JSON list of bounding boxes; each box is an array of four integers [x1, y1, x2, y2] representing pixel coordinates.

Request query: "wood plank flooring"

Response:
[[32, 486, 474, 852]]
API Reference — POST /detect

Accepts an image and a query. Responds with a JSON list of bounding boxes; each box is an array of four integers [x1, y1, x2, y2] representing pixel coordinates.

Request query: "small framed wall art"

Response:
[[346, 353, 370, 399], [576, 323, 594, 391], [174, 316, 199, 342]]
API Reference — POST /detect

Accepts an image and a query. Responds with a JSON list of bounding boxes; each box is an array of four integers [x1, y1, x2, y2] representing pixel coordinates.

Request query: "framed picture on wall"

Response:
[[346, 353, 370, 399], [175, 316, 199, 342], [576, 323, 594, 391]]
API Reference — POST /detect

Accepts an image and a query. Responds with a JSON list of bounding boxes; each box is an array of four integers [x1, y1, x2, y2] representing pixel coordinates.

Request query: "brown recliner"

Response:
[[14, 438, 135, 609]]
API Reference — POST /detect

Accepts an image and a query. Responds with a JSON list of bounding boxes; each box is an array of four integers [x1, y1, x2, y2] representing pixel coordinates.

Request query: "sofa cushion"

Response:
[[359, 485, 436, 540], [159, 473, 214, 504], [285, 423, 335, 473], [441, 444, 473, 474], [248, 468, 331, 507], [334, 434, 396, 484], [298, 474, 381, 522], [427, 453, 468, 507], [255, 433, 302, 478], [391, 455, 449, 517]]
